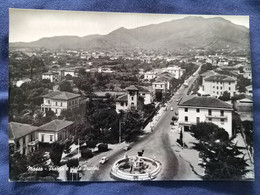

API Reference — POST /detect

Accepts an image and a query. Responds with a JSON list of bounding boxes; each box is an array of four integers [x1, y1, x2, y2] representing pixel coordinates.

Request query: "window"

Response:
[[220, 110, 224, 116], [229, 87, 231, 90], [229, 82, 231, 85], [185, 108, 188, 112], [217, 92, 219, 95], [220, 87, 222, 90], [155, 84, 157, 87], [56, 102, 57, 106], [41, 134, 44, 142], [185, 116, 188, 122], [47, 100, 50, 104], [213, 86, 215, 88], [208, 109, 212, 116], [196, 117, 200, 123], [216, 86, 219, 89], [23, 137, 25, 144], [220, 118, 225, 122], [208, 118, 212, 121], [196, 108, 200, 113], [50, 135, 53, 142], [131, 96, 134, 101], [120, 102, 124, 106], [161, 85, 162, 88], [61, 102, 63, 107], [68, 101, 71, 106]]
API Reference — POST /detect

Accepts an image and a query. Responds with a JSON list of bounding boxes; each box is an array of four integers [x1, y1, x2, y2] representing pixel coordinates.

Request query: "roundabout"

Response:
[[111, 154, 162, 181]]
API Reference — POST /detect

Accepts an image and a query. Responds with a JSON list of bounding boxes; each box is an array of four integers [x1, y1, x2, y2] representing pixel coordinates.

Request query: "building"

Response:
[[115, 85, 145, 113], [202, 75, 237, 97], [152, 80, 167, 93], [157, 72, 175, 90], [42, 71, 59, 82], [243, 65, 252, 80], [144, 71, 157, 80], [136, 86, 153, 105], [61, 69, 76, 77], [41, 91, 81, 116], [200, 70, 219, 85], [115, 94, 128, 113], [9, 122, 39, 155], [162, 66, 184, 79], [245, 85, 253, 97], [178, 96, 233, 137], [37, 120, 74, 143]]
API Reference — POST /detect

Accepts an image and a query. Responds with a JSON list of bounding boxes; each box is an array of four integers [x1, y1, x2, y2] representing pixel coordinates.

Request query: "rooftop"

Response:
[[37, 119, 74, 132], [9, 122, 38, 140], [204, 75, 236, 82], [125, 85, 139, 91], [179, 96, 233, 109], [115, 94, 128, 102], [201, 70, 219, 77], [42, 91, 80, 100]]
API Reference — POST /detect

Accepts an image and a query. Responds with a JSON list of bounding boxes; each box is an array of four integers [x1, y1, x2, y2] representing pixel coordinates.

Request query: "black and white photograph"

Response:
[[8, 9, 254, 182]]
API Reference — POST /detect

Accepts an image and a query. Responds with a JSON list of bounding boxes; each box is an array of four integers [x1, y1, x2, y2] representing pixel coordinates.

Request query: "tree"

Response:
[[50, 142, 64, 166], [9, 153, 29, 180], [189, 122, 249, 180], [219, 91, 231, 101], [59, 80, 73, 92], [65, 74, 73, 81], [242, 120, 253, 153], [121, 110, 144, 142]]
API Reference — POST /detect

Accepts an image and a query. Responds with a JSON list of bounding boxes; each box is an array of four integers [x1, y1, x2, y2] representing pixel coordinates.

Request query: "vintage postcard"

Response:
[[9, 9, 254, 181]]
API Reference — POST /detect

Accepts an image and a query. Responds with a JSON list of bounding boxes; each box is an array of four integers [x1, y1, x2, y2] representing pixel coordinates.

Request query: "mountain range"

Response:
[[10, 16, 250, 52]]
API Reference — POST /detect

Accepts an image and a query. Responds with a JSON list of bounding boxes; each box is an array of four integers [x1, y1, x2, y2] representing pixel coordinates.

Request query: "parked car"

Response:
[[123, 145, 131, 151], [99, 157, 108, 164]]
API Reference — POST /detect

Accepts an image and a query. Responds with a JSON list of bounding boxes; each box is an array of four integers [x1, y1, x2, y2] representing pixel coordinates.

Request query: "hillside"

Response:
[[10, 16, 250, 52]]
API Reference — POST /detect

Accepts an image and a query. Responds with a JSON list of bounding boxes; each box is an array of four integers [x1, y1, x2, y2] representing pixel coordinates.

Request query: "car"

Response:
[[99, 157, 108, 164], [170, 107, 174, 111], [123, 145, 131, 151]]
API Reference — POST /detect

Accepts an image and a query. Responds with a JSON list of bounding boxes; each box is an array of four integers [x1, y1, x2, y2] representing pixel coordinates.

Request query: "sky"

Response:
[[9, 9, 250, 43]]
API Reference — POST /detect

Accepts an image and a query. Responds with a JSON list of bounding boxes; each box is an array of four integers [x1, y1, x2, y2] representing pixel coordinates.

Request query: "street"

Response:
[[80, 64, 202, 181]]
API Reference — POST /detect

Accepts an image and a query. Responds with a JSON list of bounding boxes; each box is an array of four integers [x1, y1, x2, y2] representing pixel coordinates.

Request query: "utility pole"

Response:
[[119, 120, 122, 143]]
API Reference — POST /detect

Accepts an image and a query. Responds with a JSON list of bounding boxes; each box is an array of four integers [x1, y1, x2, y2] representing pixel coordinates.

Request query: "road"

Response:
[[80, 64, 202, 181]]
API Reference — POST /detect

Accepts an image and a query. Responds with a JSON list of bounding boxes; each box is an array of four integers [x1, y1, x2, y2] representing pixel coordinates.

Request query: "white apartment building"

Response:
[[152, 80, 167, 93], [42, 71, 59, 82], [162, 66, 184, 79], [41, 91, 81, 116], [144, 71, 157, 80], [178, 96, 233, 137], [202, 75, 237, 97], [9, 122, 39, 155], [37, 120, 74, 143]]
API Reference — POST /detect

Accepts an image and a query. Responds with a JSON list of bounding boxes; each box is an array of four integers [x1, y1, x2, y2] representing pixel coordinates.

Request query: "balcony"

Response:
[[205, 115, 227, 119], [28, 139, 39, 147]]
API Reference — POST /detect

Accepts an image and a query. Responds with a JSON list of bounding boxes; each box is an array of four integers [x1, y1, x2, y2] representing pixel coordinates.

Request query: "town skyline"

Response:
[[9, 8, 249, 43]]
